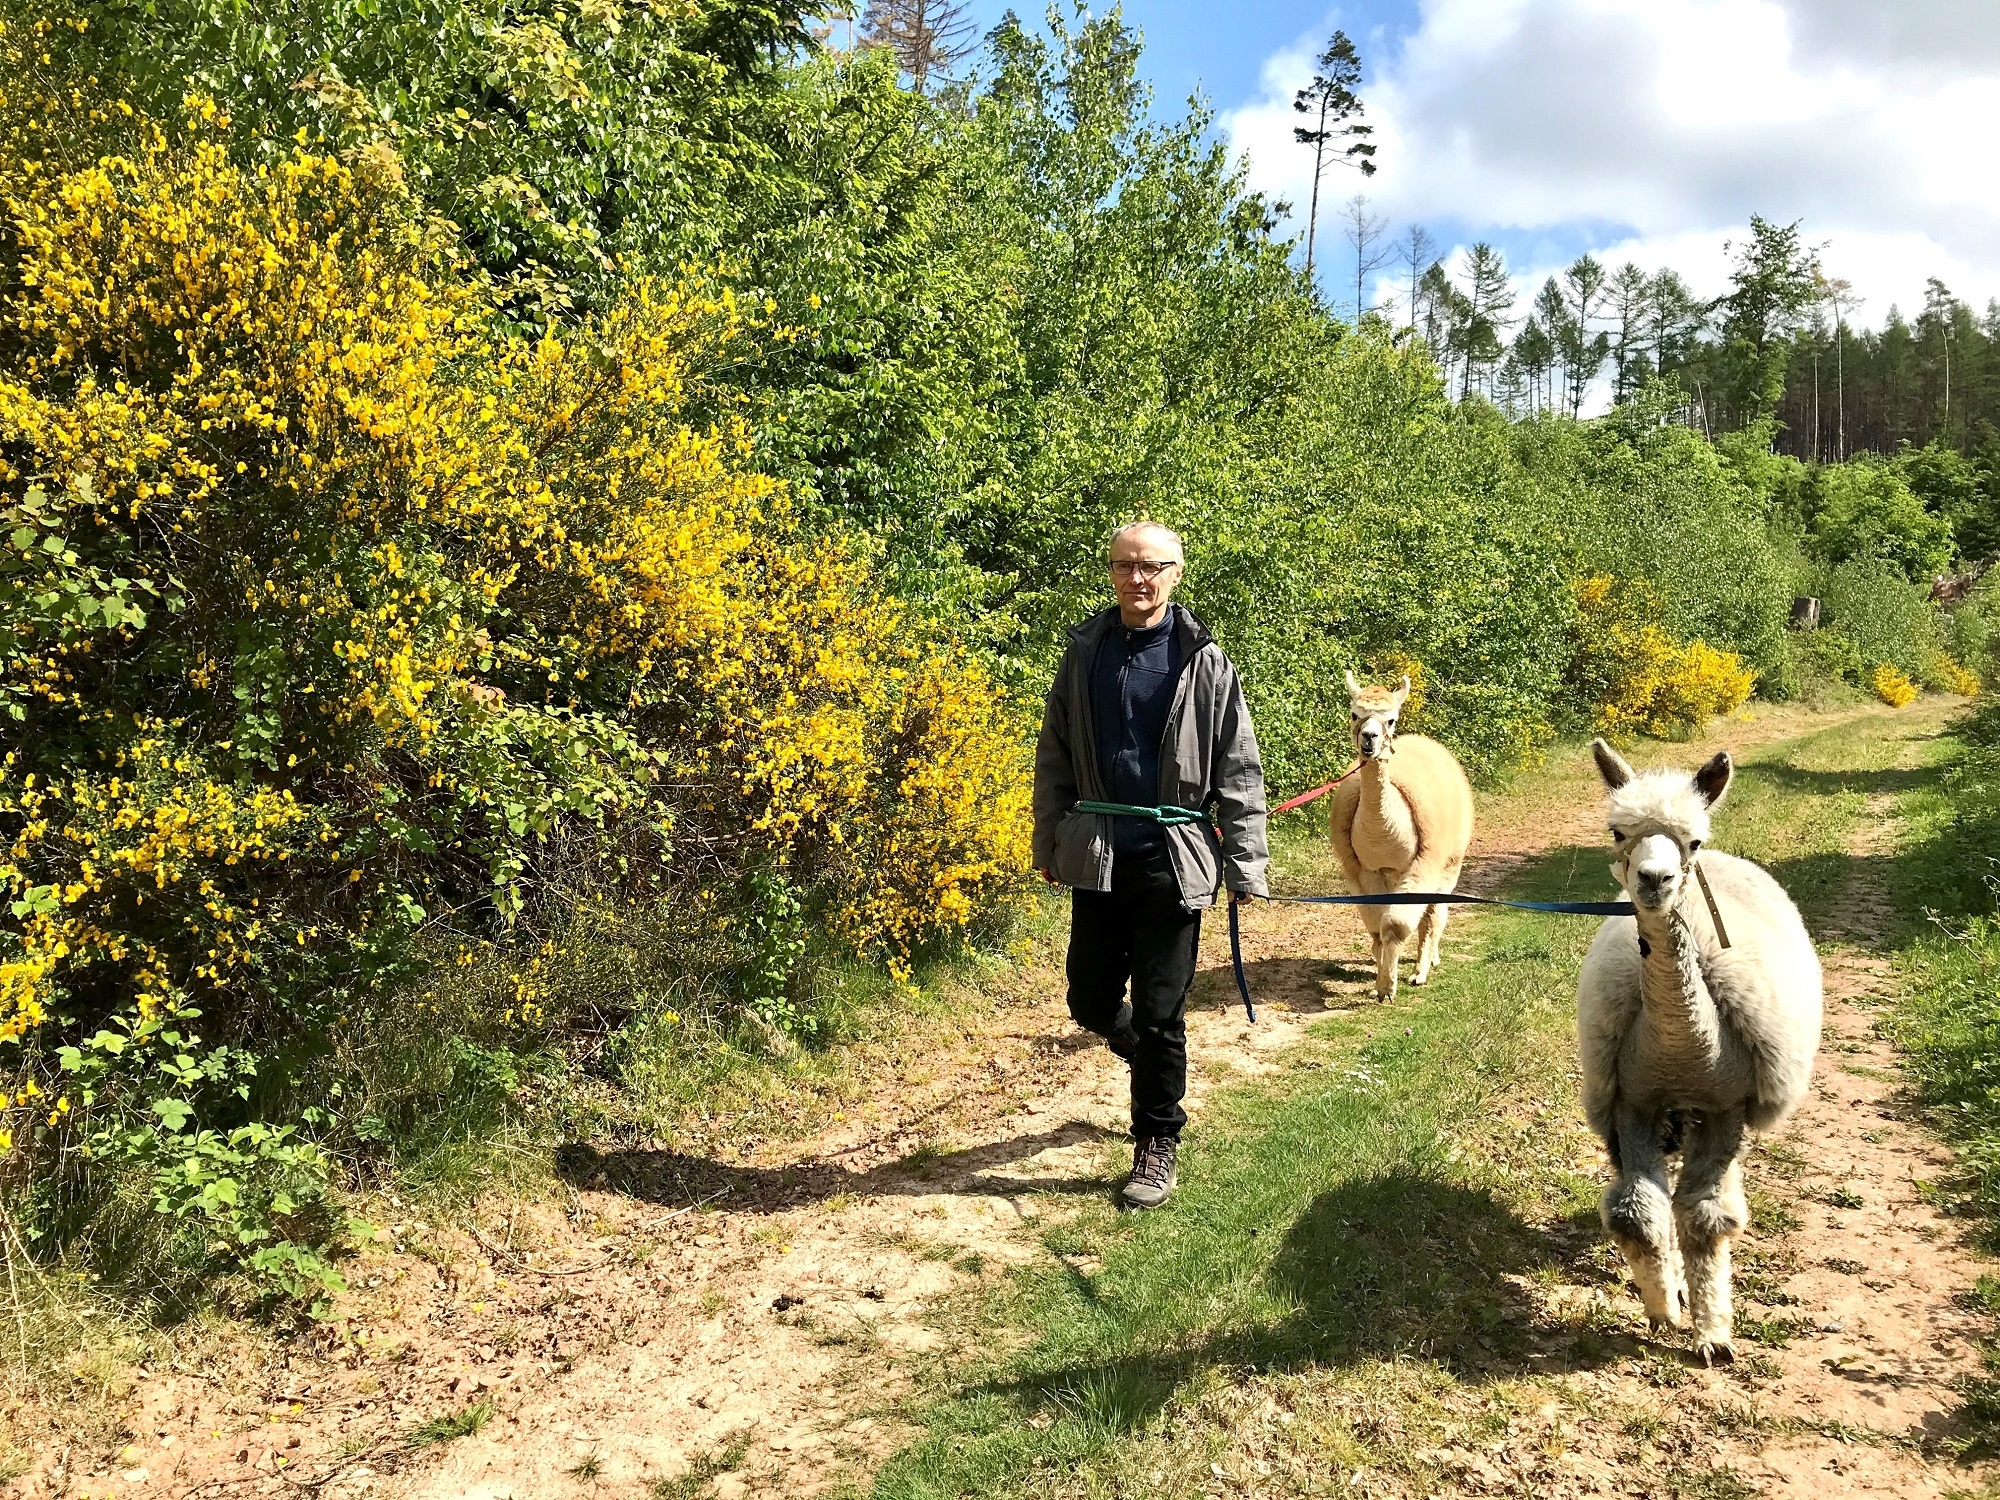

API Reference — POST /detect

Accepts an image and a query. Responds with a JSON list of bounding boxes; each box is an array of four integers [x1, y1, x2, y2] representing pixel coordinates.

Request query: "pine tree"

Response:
[[1606, 262, 1651, 405], [860, 0, 976, 94], [1511, 315, 1556, 413], [1644, 269, 1706, 383], [1398, 224, 1437, 335], [1292, 31, 1376, 283], [1558, 254, 1611, 415], [1459, 244, 1515, 399], [1533, 278, 1573, 410]]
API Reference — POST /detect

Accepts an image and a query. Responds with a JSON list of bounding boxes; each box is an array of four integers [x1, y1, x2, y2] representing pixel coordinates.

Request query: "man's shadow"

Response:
[[558, 1115, 1133, 1213]]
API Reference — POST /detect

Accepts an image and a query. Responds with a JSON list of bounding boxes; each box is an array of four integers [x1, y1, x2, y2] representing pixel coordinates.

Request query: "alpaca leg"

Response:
[[1375, 911, 1413, 1002], [1602, 1102, 1682, 1332], [1374, 929, 1401, 1002], [1674, 1108, 1748, 1364], [1412, 904, 1449, 985]]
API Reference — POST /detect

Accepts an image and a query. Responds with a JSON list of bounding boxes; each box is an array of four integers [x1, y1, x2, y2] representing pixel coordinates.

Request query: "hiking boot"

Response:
[[1121, 1135, 1178, 1209]]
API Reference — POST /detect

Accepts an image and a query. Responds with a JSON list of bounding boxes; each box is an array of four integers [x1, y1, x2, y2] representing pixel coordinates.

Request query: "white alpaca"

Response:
[[1576, 740, 1822, 1363], [1329, 672, 1475, 1001]]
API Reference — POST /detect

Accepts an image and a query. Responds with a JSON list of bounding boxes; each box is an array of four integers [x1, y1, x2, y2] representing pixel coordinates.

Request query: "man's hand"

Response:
[[1039, 867, 1058, 885], [1229, 888, 1254, 907]]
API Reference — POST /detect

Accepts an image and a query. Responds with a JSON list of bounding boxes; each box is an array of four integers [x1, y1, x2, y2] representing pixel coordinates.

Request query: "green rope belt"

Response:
[[1074, 799, 1212, 827]]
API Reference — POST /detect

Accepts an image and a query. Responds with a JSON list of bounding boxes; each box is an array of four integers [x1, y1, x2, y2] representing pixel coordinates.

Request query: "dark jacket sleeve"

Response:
[[1210, 657, 1270, 895], [1031, 649, 1078, 871]]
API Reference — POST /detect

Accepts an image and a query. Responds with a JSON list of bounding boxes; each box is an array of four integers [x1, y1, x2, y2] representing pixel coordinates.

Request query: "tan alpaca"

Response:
[[1328, 672, 1476, 1001]]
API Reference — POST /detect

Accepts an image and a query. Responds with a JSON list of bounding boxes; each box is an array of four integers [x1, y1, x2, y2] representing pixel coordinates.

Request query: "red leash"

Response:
[[1269, 761, 1361, 816]]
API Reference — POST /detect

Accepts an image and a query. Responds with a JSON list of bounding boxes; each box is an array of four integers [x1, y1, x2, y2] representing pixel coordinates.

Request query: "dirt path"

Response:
[[44, 702, 1996, 1500]]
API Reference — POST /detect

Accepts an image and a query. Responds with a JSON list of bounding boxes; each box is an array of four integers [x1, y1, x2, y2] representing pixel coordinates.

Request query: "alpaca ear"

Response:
[[1344, 669, 1361, 697], [1693, 750, 1733, 808], [1591, 738, 1634, 790], [1391, 675, 1411, 707]]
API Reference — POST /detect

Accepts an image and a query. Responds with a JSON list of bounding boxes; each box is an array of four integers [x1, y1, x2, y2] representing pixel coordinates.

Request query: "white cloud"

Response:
[[1224, 0, 2000, 319]]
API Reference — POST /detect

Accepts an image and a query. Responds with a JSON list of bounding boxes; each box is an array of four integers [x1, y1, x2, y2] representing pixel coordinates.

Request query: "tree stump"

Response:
[[1789, 597, 1820, 631]]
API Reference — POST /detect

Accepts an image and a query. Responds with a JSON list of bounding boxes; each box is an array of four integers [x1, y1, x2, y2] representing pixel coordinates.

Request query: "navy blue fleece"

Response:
[[1091, 614, 1183, 855]]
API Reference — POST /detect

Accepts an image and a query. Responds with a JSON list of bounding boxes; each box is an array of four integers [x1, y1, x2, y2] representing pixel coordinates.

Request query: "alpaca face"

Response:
[[1591, 739, 1732, 913], [1344, 671, 1410, 763]]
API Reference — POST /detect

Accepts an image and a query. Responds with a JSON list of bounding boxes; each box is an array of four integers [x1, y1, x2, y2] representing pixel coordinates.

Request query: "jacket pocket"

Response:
[[1051, 810, 1110, 890], [1166, 822, 1222, 907]]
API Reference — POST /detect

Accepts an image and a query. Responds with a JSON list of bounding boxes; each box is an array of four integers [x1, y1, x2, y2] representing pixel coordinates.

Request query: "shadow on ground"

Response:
[[873, 1172, 1625, 1484], [1189, 955, 1375, 1015], [1763, 849, 1906, 948], [558, 1117, 1131, 1212], [1751, 762, 1938, 800]]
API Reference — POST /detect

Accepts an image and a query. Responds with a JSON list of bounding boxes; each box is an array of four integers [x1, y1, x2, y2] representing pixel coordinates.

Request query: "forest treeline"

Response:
[[0, 0, 1990, 1311], [1407, 220, 2000, 566]]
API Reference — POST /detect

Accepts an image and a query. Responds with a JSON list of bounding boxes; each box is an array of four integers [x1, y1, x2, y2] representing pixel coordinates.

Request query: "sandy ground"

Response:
[[23, 702, 1999, 1499]]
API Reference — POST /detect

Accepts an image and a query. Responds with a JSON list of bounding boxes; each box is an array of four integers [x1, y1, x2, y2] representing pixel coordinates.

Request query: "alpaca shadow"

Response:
[[1189, 956, 1376, 1015], [957, 1172, 1624, 1439], [556, 1117, 1130, 1213]]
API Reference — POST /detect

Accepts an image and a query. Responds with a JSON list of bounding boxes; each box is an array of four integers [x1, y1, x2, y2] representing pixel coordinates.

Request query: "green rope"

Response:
[[1074, 799, 1212, 827]]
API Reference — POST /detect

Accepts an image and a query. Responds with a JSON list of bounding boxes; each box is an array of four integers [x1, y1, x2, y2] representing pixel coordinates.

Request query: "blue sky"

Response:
[[943, 0, 2000, 333], [958, 1, 1410, 119]]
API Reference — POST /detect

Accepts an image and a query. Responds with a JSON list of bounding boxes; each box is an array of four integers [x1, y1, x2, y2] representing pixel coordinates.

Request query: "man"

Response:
[[1031, 521, 1269, 1209]]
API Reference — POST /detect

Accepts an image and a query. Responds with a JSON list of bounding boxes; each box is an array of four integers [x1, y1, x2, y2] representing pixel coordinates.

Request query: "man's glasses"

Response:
[[1110, 559, 1180, 580]]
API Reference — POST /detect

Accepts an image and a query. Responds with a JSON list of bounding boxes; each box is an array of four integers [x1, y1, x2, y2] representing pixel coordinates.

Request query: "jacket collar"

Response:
[[1068, 603, 1214, 656]]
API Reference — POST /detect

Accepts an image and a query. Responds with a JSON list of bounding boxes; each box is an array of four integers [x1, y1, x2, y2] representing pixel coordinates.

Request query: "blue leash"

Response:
[[1226, 890, 1635, 1022], [1070, 798, 1635, 1023]]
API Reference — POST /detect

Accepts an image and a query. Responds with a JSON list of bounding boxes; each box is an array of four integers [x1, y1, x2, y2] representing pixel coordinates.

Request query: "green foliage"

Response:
[[1890, 699, 2000, 1238], [1947, 576, 2000, 683], [1513, 391, 1791, 692], [6, 0, 1965, 1338], [1714, 216, 1819, 428], [1808, 557, 1941, 677], [1809, 459, 1956, 580], [64, 0, 820, 311]]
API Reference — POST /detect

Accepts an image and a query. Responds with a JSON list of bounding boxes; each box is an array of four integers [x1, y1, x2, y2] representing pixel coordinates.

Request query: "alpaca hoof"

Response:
[[1647, 1312, 1684, 1334], [1696, 1337, 1735, 1367], [1409, 971, 1430, 987]]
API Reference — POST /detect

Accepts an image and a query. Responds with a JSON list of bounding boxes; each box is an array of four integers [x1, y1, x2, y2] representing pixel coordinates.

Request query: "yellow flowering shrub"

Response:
[[0, 86, 1028, 1290], [1570, 576, 1758, 738], [1871, 663, 1919, 707], [1920, 650, 1982, 698]]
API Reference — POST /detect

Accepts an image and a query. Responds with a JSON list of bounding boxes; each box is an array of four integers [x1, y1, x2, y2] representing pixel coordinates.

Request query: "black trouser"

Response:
[[1065, 841, 1200, 1141]]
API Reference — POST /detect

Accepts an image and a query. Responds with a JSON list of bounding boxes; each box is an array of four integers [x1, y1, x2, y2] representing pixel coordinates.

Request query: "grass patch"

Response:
[[408, 1399, 494, 1447], [1889, 700, 2000, 1237], [652, 1430, 751, 1499]]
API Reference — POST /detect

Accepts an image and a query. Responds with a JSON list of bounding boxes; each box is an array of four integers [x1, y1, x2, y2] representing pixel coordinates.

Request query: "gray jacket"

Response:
[[1031, 605, 1269, 907]]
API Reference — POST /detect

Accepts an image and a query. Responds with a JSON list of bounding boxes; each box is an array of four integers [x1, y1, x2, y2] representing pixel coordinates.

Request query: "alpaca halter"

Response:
[[1613, 816, 1732, 953], [1628, 850, 1733, 954]]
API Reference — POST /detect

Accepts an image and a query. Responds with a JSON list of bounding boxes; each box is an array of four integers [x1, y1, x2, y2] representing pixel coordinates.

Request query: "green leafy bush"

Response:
[[1809, 557, 1942, 676], [1809, 459, 1956, 581]]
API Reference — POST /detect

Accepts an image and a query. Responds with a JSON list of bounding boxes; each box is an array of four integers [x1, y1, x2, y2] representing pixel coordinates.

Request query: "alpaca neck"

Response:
[[1354, 758, 1418, 865], [1635, 903, 1721, 1069]]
